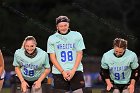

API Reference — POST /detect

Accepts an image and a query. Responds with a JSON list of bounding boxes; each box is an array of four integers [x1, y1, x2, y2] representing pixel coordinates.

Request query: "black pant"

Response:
[[53, 71, 85, 91]]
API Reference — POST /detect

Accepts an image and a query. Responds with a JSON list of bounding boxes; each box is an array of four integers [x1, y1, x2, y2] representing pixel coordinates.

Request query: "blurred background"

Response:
[[0, 0, 140, 92]]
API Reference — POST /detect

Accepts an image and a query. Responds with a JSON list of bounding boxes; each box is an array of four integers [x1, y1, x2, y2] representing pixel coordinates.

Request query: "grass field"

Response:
[[1, 88, 103, 93], [1, 88, 10, 93]]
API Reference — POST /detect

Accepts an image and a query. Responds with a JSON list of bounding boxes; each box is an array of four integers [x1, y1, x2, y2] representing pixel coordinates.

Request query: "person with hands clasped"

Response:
[[47, 16, 85, 93], [13, 36, 50, 93]]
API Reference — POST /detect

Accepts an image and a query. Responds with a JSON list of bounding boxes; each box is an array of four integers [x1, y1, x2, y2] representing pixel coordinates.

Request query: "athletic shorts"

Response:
[[53, 71, 85, 91], [113, 84, 129, 92], [0, 70, 5, 80], [15, 76, 48, 89]]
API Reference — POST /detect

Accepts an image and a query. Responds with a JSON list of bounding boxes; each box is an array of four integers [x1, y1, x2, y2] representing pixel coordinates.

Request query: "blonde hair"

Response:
[[21, 36, 37, 48], [113, 38, 127, 49]]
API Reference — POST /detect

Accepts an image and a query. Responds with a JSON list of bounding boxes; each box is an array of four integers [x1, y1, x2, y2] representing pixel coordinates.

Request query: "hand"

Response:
[[128, 84, 135, 93], [62, 70, 70, 81], [66, 69, 76, 81], [106, 83, 113, 91], [21, 81, 29, 93], [33, 80, 41, 89]]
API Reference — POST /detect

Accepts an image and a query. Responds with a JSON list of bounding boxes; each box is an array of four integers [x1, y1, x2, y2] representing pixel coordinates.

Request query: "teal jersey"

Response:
[[13, 47, 50, 81], [101, 49, 139, 84], [47, 31, 85, 74]]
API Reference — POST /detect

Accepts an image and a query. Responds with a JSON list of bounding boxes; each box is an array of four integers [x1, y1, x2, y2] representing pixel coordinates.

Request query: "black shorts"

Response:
[[53, 71, 85, 91], [113, 84, 129, 92], [15, 76, 48, 89]]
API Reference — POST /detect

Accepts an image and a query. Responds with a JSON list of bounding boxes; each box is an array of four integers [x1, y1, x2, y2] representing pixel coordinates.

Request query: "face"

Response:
[[24, 40, 36, 54], [56, 22, 69, 34], [114, 46, 125, 57]]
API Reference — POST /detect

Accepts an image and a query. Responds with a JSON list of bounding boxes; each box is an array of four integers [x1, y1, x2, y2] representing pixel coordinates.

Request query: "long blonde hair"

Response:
[[21, 36, 37, 48]]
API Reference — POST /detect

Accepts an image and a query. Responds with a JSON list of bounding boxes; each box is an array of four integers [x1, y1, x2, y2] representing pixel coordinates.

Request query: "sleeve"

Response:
[[130, 66, 139, 81], [130, 53, 139, 69], [75, 33, 85, 51], [101, 54, 109, 69], [47, 37, 55, 53], [130, 53, 139, 81], [13, 51, 20, 67], [100, 54, 110, 80], [100, 67, 110, 80], [43, 53, 50, 69]]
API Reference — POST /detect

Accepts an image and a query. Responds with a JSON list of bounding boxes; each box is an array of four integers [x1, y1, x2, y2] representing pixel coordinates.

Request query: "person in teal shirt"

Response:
[[100, 38, 139, 93], [13, 36, 50, 93], [47, 16, 85, 93]]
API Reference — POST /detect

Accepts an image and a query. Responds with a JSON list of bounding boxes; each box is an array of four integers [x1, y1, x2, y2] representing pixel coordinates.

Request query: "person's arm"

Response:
[[15, 67, 29, 92], [0, 50, 4, 76], [15, 67, 25, 82], [72, 50, 83, 72], [128, 79, 135, 93], [37, 68, 50, 82], [67, 50, 83, 81], [105, 79, 113, 91], [100, 67, 113, 91], [37, 52, 51, 83], [72, 32, 85, 72], [128, 53, 139, 93], [47, 37, 67, 75], [50, 53, 69, 80], [129, 79, 135, 86], [33, 68, 50, 89], [50, 53, 63, 73], [128, 66, 139, 93], [130, 66, 139, 81]]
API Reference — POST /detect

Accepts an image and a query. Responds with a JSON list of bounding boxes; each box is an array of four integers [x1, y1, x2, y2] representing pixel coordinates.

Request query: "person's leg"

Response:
[[15, 76, 31, 93], [53, 89, 68, 93], [31, 86, 42, 93], [122, 84, 129, 93], [0, 79, 4, 91], [10, 84, 16, 93], [15, 80, 22, 93], [72, 88, 83, 93], [70, 71, 85, 93], [25, 89, 31, 93], [41, 78, 51, 93], [16, 84, 31, 93], [113, 89, 120, 93], [122, 89, 129, 93], [65, 91, 71, 93]]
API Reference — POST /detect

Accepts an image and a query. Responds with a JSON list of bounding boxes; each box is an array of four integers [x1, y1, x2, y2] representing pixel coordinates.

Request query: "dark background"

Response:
[[0, 0, 140, 90], [0, 0, 140, 57]]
